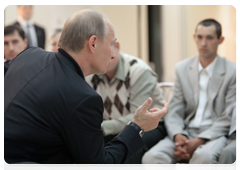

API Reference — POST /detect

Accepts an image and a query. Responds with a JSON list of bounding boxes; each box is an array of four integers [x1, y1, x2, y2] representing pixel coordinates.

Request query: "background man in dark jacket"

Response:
[[14, 5, 45, 49]]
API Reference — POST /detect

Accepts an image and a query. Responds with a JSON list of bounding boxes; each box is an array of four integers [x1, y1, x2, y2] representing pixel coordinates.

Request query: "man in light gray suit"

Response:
[[219, 103, 236, 164], [142, 19, 236, 164]]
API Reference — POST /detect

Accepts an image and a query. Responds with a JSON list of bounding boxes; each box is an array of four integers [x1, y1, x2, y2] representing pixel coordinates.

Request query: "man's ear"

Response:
[[88, 35, 97, 53], [115, 41, 120, 51], [114, 41, 120, 55], [193, 34, 197, 42], [218, 36, 224, 45]]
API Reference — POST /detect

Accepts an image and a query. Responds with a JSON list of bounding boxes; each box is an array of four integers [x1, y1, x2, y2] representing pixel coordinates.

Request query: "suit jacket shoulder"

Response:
[[222, 57, 236, 72], [175, 56, 197, 71]]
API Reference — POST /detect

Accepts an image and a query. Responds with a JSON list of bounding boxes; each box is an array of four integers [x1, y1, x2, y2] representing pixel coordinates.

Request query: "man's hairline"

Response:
[[195, 24, 220, 39], [4, 30, 25, 41]]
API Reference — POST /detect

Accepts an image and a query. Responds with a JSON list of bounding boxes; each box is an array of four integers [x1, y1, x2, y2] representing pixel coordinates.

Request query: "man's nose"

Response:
[[201, 38, 207, 46], [9, 43, 14, 51]]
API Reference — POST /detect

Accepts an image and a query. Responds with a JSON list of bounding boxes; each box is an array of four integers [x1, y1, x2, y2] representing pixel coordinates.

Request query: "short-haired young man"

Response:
[[142, 19, 236, 164], [4, 25, 28, 74], [4, 25, 28, 61]]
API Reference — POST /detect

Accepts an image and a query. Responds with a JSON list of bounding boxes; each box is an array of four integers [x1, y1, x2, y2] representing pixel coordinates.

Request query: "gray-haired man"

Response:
[[5, 9, 168, 164]]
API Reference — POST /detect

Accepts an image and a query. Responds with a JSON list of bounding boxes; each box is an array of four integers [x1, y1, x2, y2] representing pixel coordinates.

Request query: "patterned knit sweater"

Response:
[[85, 52, 165, 135]]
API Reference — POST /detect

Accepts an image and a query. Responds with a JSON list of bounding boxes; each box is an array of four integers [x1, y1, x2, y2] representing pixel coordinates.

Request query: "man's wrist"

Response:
[[174, 133, 188, 142], [196, 138, 207, 144], [101, 123, 105, 135], [127, 121, 144, 137]]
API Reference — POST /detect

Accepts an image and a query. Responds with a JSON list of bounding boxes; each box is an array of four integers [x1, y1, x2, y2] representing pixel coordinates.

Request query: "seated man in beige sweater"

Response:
[[86, 41, 166, 164]]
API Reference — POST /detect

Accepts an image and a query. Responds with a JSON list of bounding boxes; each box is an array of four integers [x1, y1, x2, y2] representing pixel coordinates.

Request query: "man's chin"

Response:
[[202, 55, 212, 59], [96, 70, 107, 75], [200, 53, 211, 59], [6, 56, 15, 61]]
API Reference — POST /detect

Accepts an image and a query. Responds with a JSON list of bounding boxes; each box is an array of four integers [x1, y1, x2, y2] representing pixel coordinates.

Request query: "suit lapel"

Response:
[[187, 56, 199, 106], [208, 56, 225, 110]]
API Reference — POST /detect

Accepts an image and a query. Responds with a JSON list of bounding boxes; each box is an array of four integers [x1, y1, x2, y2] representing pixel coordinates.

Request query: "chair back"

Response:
[[158, 82, 174, 103]]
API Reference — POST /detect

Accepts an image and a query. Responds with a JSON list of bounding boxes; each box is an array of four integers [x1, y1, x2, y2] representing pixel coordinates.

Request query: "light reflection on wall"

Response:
[[219, 5, 236, 63]]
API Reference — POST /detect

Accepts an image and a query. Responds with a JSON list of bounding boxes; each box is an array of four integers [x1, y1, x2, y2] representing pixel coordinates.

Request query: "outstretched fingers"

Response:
[[139, 97, 153, 112], [133, 100, 169, 132], [149, 102, 169, 118]]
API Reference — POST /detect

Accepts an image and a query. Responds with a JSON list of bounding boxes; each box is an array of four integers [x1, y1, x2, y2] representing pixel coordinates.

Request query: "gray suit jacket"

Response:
[[228, 103, 236, 137], [165, 55, 236, 141]]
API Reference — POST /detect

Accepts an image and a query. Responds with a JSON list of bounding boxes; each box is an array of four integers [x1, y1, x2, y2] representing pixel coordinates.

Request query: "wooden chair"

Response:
[[159, 82, 189, 164]]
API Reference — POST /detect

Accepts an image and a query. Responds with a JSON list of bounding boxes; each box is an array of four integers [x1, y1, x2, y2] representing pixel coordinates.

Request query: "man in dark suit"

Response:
[[14, 5, 45, 49], [4, 9, 168, 164]]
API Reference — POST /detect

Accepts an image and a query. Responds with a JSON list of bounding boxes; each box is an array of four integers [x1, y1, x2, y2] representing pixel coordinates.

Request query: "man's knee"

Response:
[[142, 150, 157, 163], [219, 146, 236, 163], [142, 150, 171, 164], [190, 147, 216, 164]]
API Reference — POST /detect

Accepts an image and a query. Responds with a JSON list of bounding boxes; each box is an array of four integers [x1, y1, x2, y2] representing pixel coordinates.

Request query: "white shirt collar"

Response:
[[198, 55, 218, 78], [17, 16, 34, 27]]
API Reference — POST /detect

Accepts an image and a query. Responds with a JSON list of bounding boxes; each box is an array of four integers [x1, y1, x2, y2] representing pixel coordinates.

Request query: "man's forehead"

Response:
[[196, 25, 217, 36], [106, 23, 116, 40]]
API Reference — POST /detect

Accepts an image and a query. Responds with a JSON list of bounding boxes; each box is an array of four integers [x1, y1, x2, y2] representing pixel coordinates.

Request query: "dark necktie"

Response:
[[26, 24, 32, 46]]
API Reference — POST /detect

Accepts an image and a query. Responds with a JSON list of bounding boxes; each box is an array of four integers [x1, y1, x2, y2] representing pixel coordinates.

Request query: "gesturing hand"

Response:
[[132, 97, 168, 132]]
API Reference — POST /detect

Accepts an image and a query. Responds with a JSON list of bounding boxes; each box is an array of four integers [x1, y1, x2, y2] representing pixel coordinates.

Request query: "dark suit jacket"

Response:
[[4, 47, 144, 164], [4, 60, 10, 75], [14, 21, 46, 49]]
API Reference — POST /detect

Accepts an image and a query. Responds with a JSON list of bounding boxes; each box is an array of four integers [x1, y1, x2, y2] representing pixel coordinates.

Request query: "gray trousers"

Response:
[[219, 139, 236, 164], [142, 127, 228, 164]]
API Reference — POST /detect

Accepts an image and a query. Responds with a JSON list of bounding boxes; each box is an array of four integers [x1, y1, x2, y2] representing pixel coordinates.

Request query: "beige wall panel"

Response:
[[100, 5, 138, 58], [161, 5, 186, 82], [139, 5, 149, 63], [218, 5, 236, 62]]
